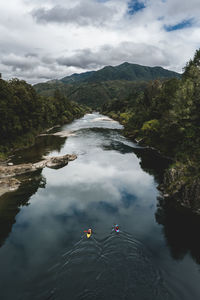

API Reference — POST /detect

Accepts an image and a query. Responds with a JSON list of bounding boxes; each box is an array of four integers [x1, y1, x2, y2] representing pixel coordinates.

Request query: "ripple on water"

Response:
[[30, 232, 172, 300]]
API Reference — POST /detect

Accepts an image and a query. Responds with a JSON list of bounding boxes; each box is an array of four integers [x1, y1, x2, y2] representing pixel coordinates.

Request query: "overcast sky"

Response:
[[0, 0, 200, 84]]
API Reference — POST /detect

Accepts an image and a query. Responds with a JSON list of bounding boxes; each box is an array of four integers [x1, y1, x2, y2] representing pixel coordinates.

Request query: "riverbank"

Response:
[[159, 162, 200, 215], [0, 154, 77, 197], [102, 110, 200, 215], [2, 112, 200, 300], [124, 124, 200, 215], [100, 49, 200, 216], [0, 78, 91, 162]]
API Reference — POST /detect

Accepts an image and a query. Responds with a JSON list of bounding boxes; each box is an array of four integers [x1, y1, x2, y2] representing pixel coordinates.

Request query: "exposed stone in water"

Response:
[[0, 154, 77, 196], [0, 178, 20, 196]]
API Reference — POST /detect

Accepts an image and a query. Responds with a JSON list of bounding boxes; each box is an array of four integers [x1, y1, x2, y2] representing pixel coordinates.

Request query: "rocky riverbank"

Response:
[[106, 112, 200, 216], [159, 163, 200, 215], [0, 154, 77, 197]]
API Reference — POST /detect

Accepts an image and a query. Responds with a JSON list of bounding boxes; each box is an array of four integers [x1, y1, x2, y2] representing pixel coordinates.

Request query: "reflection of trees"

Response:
[[132, 143, 200, 265], [101, 132, 172, 185], [12, 134, 66, 164], [0, 170, 46, 247], [133, 144, 200, 265], [132, 148, 172, 184], [0, 133, 67, 247], [156, 196, 200, 264]]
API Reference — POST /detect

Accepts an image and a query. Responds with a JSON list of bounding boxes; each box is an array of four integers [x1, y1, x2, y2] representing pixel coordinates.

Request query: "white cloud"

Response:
[[0, 0, 200, 83], [57, 42, 170, 69], [32, 1, 118, 26]]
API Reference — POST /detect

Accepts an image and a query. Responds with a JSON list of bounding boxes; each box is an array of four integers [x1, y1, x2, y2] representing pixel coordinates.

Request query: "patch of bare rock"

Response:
[[0, 154, 77, 197]]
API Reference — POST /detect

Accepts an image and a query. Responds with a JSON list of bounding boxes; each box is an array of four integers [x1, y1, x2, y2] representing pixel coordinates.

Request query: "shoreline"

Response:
[[102, 111, 200, 216], [0, 154, 77, 198]]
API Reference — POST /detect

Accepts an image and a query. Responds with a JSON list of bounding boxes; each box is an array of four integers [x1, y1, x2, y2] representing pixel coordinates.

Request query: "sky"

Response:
[[0, 0, 200, 84]]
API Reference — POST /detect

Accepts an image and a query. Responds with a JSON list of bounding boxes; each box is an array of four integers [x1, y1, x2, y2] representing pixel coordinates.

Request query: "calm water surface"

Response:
[[0, 113, 200, 299]]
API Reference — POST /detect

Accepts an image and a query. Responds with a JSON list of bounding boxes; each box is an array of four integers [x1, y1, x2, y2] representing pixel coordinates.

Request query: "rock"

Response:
[[45, 154, 77, 169], [0, 178, 20, 197], [163, 194, 169, 198], [135, 138, 143, 143], [52, 131, 76, 138], [7, 162, 13, 166], [0, 154, 77, 178], [161, 163, 200, 215], [38, 130, 75, 138], [0, 153, 77, 197]]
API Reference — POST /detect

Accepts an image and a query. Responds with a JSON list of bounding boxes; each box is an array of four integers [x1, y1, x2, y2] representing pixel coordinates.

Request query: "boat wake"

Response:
[[29, 232, 172, 300]]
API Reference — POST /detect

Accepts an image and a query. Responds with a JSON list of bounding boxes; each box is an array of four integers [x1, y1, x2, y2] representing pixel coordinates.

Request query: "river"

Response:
[[0, 112, 200, 300]]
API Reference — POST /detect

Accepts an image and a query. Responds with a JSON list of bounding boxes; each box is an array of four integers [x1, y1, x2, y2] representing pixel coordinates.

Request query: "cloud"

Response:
[[0, 0, 200, 83], [57, 42, 170, 69], [0, 53, 81, 83], [2, 53, 39, 71], [164, 0, 200, 18], [32, 1, 118, 27]]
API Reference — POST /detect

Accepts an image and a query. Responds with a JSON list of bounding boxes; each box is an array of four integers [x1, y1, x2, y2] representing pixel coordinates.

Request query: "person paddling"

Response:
[[84, 228, 92, 238], [114, 224, 120, 233]]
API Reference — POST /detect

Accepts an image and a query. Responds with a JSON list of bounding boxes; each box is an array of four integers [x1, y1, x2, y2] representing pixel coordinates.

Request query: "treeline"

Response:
[[34, 62, 180, 109], [35, 79, 148, 109], [102, 49, 200, 180], [0, 78, 88, 157]]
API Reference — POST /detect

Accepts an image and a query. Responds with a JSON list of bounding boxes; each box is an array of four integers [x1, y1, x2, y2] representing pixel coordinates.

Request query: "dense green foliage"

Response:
[[60, 62, 181, 84], [0, 78, 88, 156], [34, 62, 181, 108], [35, 80, 148, 109], [102, 50, 200, 182]]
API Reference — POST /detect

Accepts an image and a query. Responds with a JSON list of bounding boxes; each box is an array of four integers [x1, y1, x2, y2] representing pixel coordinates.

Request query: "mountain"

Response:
[[60, 71, 95, 84], [60, 62, 181, 84], [34, 62, 181, 108]]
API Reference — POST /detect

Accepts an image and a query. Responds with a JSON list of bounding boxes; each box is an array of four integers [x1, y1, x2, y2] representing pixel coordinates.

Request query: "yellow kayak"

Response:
[[87, 229, 92, 238]]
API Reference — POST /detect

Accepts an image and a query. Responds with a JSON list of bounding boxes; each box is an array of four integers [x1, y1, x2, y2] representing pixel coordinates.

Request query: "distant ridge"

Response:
[[34, 62, 181, 108], [60, 62, 181, 84]]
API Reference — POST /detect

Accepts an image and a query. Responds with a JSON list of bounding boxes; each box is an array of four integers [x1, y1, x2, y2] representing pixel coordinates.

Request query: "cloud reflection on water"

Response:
[[0, 113, 160, 299]]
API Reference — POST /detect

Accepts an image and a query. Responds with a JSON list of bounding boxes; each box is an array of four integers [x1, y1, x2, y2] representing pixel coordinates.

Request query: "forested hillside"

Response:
[[102, 49, 200, 214], [60, 62, 181, 84], [34, 62, 181, 108], [0, 78, 88, 158], [34, 80, 147, 109], [102, 51, 200, 160]]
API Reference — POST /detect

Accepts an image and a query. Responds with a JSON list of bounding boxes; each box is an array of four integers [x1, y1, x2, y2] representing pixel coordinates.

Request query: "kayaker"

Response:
[[114, 224, 120, 232], [86, 228, 92, 238]]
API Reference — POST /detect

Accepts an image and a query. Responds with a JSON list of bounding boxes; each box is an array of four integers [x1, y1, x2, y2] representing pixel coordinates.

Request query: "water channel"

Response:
[[0, 113, 200, 299]]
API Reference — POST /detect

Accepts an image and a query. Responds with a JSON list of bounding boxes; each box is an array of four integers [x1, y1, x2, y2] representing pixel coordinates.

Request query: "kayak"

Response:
[[87, 232, 92, 238], [87, 229, 92, 238], [114, 225, 120, 233]]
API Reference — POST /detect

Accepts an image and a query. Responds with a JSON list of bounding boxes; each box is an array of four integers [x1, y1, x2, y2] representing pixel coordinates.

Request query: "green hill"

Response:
[[34, 62, 181, 108], [34, 80, 147, 109], [60, 62, 181, 84]]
